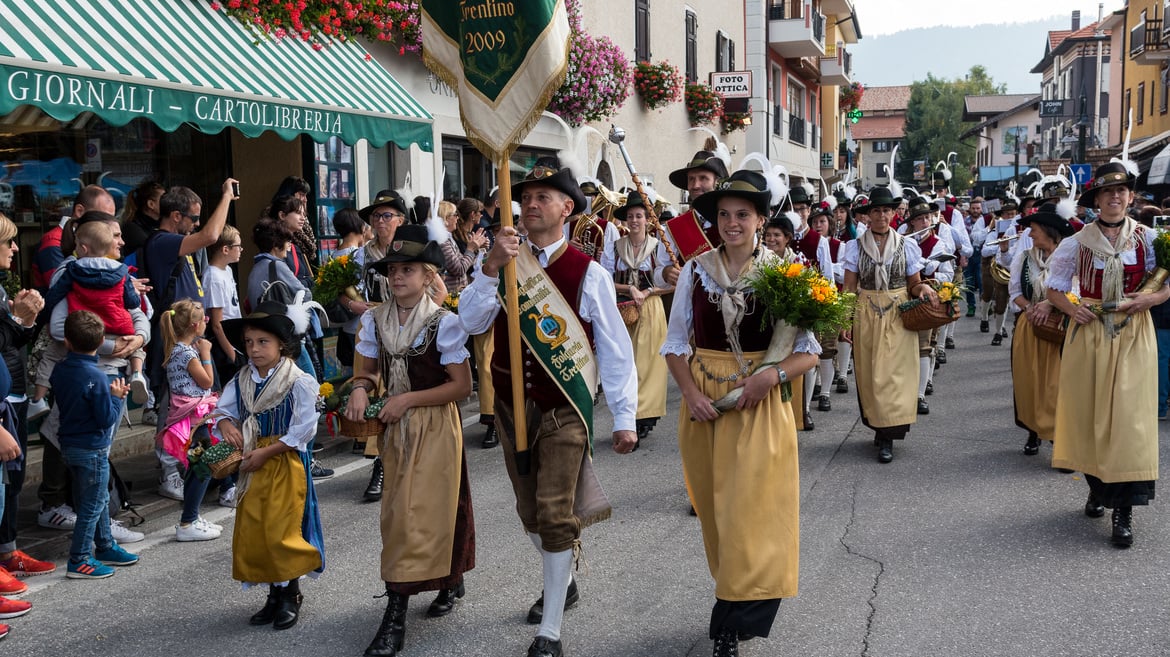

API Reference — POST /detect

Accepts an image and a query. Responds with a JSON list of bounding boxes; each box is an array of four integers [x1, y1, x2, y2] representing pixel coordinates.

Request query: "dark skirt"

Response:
[[1085, 474, 1156, 508], [710, 598, 782, 639]]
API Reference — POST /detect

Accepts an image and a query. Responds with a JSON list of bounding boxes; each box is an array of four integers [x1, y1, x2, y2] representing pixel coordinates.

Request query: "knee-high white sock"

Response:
[[836, 342, 852, 378], [981, 300, 991, 321], [537, 548, 574, 642], [803, 370, 816, 409], [817, 360, 835, 397], [918, 357, 930, 398], [998, 312, 1009, 334], [928, 354, 936, 384]]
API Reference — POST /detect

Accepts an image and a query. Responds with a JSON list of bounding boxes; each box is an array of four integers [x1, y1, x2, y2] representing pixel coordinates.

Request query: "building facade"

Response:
[[851, 85, 909, 191], [1031, 12, 1111, 163]]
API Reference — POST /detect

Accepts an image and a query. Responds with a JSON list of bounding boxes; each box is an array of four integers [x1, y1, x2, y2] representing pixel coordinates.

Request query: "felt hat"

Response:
[[1019, 202, 1075, 237], [1078, 161, 1138, 208], [222, 300, 299, 355], [788, 183, 812, 206], [367, 224, 445, 272], [692, 170, 773, 220], [668, 150, 731, 191], [359, 190, 409, 222], [808, 199, 834, 221], [511, 156, 587, 216], [614, 190, 651, 221], [906, 196, 935, 221], [861, 186, 902, 210]]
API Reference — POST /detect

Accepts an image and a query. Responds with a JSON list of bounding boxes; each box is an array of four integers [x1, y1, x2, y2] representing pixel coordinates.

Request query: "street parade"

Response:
[[0, 1, 1168, 656]]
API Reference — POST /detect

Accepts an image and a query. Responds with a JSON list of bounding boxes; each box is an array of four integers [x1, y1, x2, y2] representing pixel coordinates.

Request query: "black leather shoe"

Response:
[[713, 627, 739, 657], [817, 394, 831, 412], [1001, 327, 1009, 338], [802, 415, 815, 431], [427, 582, 465, 618], [945, 337, 956, 349], [991, 333, 1003, 346], [917, 397, 929, 415], [925, 381, 933, 396], [936, 349, 947, 364], [249, 587, 280, 625], [1023, 433, 1041, 456], [527, 637, 563, 657], [273, 580, 303, 631], [1084, 492, 1105, 518], [877, 439, 894, 463], [365, 591, 408, 656], [980, 320, 990, 333], [1111, 506, 1133, 548], [835, 376, 848, 394], [481, 425, 499, 449], [526, 579, 579, 624], [363, 458, 384, 503]]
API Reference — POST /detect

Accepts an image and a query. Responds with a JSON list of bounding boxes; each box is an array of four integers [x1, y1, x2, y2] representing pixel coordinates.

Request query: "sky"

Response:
[[853, 0, 1123, 38]]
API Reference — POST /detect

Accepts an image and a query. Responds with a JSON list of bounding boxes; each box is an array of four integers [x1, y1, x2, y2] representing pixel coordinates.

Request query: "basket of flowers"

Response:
[[721, 106, 751, 134], [899, 280, 964, 332], [339, 395, 388, 441], [634, 60, 684, 111], [685, 82, 723, 126], [201, 441, 242, 480]]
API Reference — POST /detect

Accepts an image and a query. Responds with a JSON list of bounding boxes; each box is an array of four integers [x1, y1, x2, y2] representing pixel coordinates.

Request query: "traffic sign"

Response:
[[1070, 163, 1091, 186]]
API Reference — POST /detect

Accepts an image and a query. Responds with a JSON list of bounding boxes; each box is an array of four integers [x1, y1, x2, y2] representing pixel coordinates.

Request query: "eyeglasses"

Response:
[[372, 211, 405, 223], [184, 213, 200, 222], [228, 243, 244, 250]]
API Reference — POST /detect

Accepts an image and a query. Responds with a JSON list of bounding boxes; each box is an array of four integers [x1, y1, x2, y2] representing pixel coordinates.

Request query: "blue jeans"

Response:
[[964, 251, 982, 307], [1157, 328, 1170, 416], [60, 445, 113, 562]]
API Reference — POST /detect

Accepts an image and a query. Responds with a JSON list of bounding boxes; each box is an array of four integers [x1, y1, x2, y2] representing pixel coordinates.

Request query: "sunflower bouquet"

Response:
[[313, 253, 361, 305]]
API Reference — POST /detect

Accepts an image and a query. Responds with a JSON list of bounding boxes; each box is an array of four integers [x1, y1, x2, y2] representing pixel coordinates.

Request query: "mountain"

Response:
[[850, 18, 1077, 93]]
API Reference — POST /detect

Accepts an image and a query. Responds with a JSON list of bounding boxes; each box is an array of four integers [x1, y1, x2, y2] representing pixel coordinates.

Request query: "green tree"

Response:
[[897, 66, 1006, 194]]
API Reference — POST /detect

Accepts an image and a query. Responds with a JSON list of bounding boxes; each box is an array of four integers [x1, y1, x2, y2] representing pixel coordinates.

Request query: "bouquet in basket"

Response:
[[713, 257, 856, 410], [313, 253, 361, 305], [897, 280, 968, 327]]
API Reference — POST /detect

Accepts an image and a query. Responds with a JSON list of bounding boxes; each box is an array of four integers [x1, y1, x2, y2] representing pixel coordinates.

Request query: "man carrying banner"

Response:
[[458, 160, 639, 657]]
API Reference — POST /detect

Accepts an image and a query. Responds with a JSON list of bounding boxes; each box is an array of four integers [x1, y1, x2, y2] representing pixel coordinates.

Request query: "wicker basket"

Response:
[[1033, 311, 1068, 345], [340, 416, 387, 441], [901, 299, 959, 332], [617, 300, 640, 326], [202, 442, 242, 479]]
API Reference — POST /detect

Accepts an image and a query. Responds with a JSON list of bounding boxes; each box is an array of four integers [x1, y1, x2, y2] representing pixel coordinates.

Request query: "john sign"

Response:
[[710, 71, 752, 99]]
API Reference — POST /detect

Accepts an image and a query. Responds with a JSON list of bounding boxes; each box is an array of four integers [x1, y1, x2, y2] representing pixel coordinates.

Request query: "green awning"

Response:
[[0, 0, 433, 150]]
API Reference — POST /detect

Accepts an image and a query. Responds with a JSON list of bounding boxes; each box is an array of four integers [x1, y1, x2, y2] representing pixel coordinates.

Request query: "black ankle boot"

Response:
[[1023, 433, 1040, 455], [712, 627, 739, 657], [249, 585, 280, 625], [273, 579, 303, 630], [1084, 492, 1105, 518], [365, 589, 409, 656], [363, 458, 384, 503], [877, 438, 894, 464], [1111, 506, 1134, 548], [426, 582, 465, 617], [480, 424, 499, 449]]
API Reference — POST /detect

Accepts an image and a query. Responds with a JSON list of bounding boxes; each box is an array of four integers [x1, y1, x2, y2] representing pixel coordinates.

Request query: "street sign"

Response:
[[1040, 99, 1068, 117], [710, 71, 752, 99], [1070, 163, 1091, 186]]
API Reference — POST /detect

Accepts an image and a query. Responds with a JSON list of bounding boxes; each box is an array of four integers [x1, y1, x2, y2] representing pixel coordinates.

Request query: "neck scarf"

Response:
[[234, 358, 302, 500], [695, 246, 779, 368], [616, 234, 657, 286], [1076, 219, 1138, 303], [374, 294, 443, 453], [858, 228, 903, 291], [1025, 246, 1052, 304]]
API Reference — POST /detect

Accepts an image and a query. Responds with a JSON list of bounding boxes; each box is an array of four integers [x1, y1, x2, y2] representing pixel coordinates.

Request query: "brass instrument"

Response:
[[609, 125, 681, 268], [985, 233, 1021, 247], [990, 260, 1012, 285]]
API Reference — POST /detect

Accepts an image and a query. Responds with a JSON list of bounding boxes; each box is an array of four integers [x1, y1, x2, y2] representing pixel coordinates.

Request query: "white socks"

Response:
[[836, 342, 852, 379], [537, 547, 573, 642], [918, 357, 930, 398], [817, 360, 835, 398], [803, 370, 816, 410]]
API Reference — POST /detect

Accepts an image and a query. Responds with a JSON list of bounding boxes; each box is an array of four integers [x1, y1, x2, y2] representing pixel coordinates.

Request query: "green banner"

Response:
[[422, 0, 570, 162]]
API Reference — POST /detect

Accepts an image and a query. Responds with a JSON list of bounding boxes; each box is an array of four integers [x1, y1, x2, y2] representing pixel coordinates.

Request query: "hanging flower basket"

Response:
[[209, 0, 421, 54], [634, 60, 685, 111], [685, 82, 723, 126], [721, 105, 752, 135], [547, 0, 632, 126], [840, 81, 865, 111]]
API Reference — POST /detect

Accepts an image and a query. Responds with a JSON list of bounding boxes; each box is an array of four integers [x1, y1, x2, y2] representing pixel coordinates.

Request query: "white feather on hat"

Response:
[[934, 159, 953, 181], [818, 179, 837, 211], [287, 290, 326, 336], [888, 144, 903, 199], [785, 210, 804, 234], [395, 172, 415, 213], [738, 152, 785, 208], [543, 111, 587, 181], [686, 126, 732, 171], [1111, 107, 1140, 177], [426, 179, 451, 247]]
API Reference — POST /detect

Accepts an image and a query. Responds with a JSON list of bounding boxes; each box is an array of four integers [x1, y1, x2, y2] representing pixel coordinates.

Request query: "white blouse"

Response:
[[1045, 230, 1154, 293], [213, 362, 319, 452], [841, 239, 925, 276], [355, 311, 470, 366]]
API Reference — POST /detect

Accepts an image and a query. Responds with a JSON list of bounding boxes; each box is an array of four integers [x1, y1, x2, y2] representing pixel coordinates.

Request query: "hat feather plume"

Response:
[[286, 290, 323, 336], [427, 170, 451, 245], [543, 111, 586, 181], [1056, 196, 1077, 221], [738, 152, 784, 207], [395, 172, 415, 213], [687, 126, 732, 170], [1112, 108, 1139, 177], [888, 144, 903, 199]]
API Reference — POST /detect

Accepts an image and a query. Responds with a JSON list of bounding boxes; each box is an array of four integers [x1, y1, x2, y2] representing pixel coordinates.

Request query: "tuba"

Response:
[[990, 260, 1012, 285]]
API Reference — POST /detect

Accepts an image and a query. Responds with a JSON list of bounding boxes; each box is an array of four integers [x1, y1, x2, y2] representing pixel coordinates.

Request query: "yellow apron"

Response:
[[853, 288, 918, 428], [628, 295, 668, 420], [1010, 315, 1061, 442]]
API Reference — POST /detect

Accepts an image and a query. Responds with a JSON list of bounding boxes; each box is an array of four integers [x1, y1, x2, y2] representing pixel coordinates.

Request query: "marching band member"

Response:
[[602, 191, 668, 447], [662, 168, 818, 657], [980, 194, 1021, 345], [565, 179, 621, 263], [1007, 202, 1074, 457], [808, 202, 844, 413], [904, 198, 954, 415], [791, 186, 834, 429], [843, 186, 938, 463], [1044, 160, 1167, 549]]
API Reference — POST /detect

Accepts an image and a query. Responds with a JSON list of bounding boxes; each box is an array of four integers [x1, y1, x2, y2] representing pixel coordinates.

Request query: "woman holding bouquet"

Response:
[[842, 186, 937, 464], [1008, 203, 1074, 457], [662, 169, 819, 657], [1044, 161, 1169, 548], [603, 191, 668, 446]]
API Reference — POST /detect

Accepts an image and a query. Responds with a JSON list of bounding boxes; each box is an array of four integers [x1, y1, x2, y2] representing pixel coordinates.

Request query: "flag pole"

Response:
[[497, 155, 531, 475]]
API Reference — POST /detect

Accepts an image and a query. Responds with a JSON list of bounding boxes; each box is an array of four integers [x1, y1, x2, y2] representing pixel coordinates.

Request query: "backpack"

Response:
[[108, 458, 143, 525]]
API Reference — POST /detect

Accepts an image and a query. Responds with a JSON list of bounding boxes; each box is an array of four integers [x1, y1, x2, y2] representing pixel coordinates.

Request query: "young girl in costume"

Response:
[[344, 224, 475, 657], [156, 299, 230, 542], [213, 298, 323, 631]]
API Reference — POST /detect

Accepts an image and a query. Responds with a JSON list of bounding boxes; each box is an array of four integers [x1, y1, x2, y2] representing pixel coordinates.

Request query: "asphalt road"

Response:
[[10, 315, 1170, 657]]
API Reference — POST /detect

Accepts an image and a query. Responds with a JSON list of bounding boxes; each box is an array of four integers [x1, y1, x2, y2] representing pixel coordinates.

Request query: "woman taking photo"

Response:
[[842, 186, 937, 464], [662, 169, 819, 657], [1044, 161, 1168, 548], [603, 191, 667, 446], [1008, 203, 1074, 457]]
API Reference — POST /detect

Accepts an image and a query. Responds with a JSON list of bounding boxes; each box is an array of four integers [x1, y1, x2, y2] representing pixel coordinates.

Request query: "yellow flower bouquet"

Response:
[[313, 253, 362, 306]]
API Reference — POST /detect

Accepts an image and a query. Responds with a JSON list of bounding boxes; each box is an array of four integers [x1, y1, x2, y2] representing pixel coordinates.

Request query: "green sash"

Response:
[[497, 247, 598, 450]]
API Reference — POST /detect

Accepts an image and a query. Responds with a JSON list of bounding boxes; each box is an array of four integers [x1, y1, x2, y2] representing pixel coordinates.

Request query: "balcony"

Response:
[[1133, 18, 1170, 63], [819, 44, 852, 86], [768, 1, 827, 58]]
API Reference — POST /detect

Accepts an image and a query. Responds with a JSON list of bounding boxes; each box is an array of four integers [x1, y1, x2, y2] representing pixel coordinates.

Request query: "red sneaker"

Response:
[[0, 597, 30, 619], [0, 551, 56, 577], [0, 623, 8, 639], [0, 570, 26, 597]]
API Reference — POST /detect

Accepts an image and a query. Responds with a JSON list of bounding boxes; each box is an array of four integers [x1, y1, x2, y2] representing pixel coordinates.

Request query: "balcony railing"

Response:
[[1147, 18, 1166, 51], [789, 115, 807, 145], [773, 104, 785, 136], [1132, 21, 1148, 56]]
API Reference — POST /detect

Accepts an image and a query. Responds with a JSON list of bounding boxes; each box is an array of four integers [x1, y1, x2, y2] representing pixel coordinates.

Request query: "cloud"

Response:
[[854, 0, 1122, 37]]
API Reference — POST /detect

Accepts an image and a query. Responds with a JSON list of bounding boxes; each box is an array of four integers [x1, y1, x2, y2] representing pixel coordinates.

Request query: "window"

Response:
[[715, 32, 735, 73], [635, 0, 650, 62], [876, 162, 888, 179], [1139, 82, 1146, 124], [1152, 76, 1158, 116], [1125, 89, 1132, 129], [788, 77, 805, 119], [685, 10, 698, 83], [873, 140, 892, 153]]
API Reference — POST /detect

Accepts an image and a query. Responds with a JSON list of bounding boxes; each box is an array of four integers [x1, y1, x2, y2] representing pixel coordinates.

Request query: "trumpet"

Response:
[[985, 233, 1021, 246]]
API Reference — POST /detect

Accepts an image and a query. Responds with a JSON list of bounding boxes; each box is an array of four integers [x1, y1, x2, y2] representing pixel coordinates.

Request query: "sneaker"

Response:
[[129, 371, 149, 405], [141, 408, 159, 426], [309, 459, 334, 480], [158, 471, 184, 501], [0, 551, 56, 577], [36, 504, 77, 531], [0, 623, 8, 639], [0, 597, 30, 619], [26, 398, 49, 422], [176, 518, 221, 542], [94, 544, 139, 567], [66, 556, 114, 579], [218, 486, 238, 508], [198, 516, 224, 532], [0, 570, 26, 597], [110, 519, 145, 544]]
